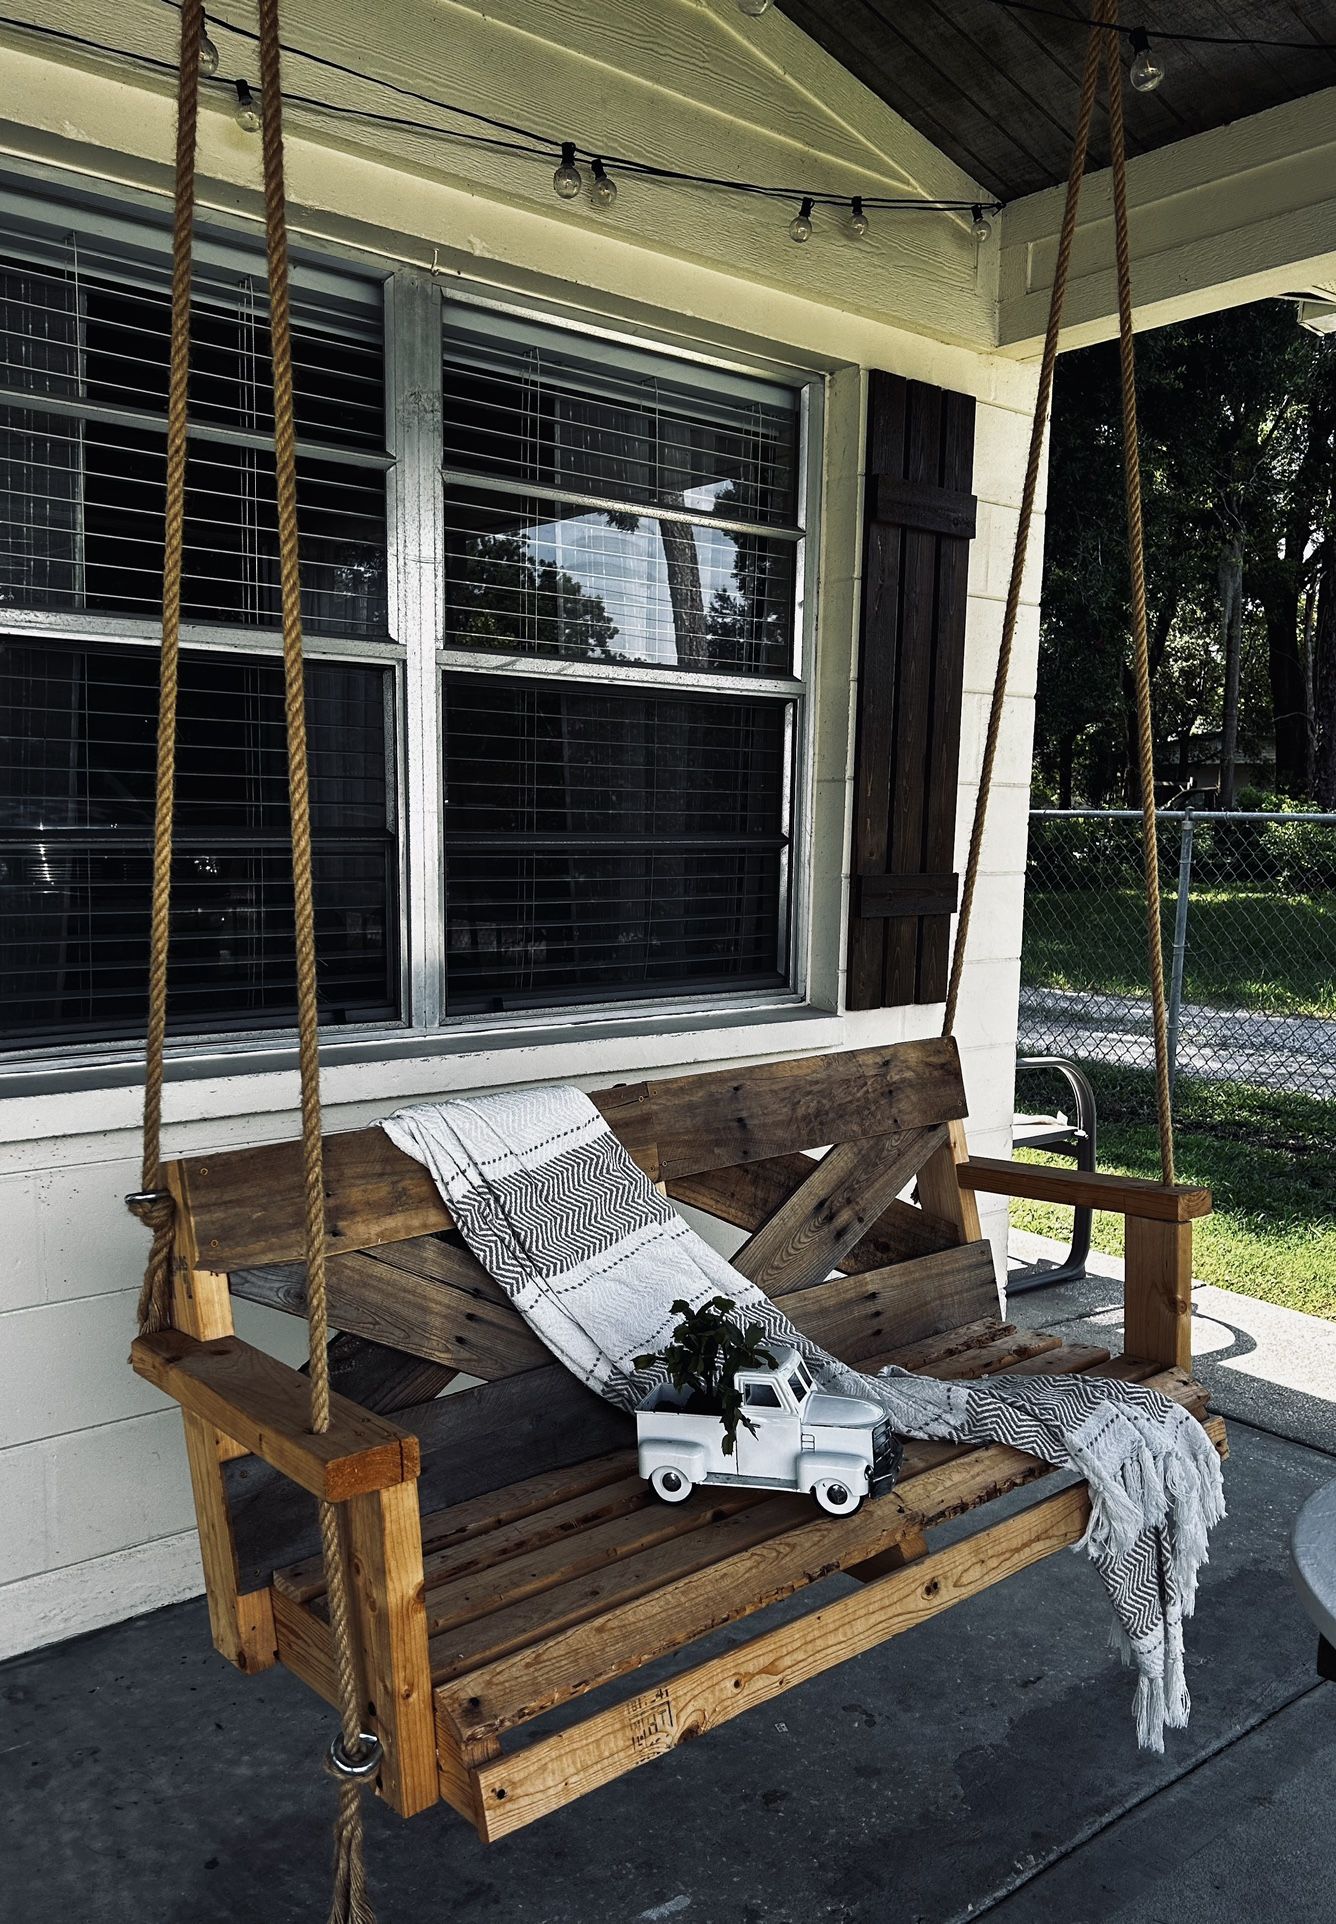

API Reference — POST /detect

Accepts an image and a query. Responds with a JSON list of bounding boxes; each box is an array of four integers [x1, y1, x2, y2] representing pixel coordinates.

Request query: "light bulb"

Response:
[[552, 142, 582, 201], [233, 79, 261, 134], [589, 158, 618, 209], [199, 30, 220, 78], [971, 204, 993, 244], [788, 198, 814, 244], [848, 196, 869, 240], [737, 0, 772, 14], [1129, 28, 1164, 92]]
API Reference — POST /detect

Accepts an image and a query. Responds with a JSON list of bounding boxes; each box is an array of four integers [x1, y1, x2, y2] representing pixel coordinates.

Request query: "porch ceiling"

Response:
[[779, 1, 1336, 200]]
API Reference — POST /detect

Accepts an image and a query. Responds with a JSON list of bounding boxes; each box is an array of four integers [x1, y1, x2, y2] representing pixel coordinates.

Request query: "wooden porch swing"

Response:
[[126, 0, 1223, 1893]]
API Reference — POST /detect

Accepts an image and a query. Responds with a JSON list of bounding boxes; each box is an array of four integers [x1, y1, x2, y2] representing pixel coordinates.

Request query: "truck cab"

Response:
[[637, 1345, 902, 1515]]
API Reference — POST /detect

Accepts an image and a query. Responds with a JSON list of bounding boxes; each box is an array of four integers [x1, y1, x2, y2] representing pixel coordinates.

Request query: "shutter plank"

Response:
[[848, 373, 977, 1010], [848, 372, 908, 1010], [885, 384, 943, 1007]]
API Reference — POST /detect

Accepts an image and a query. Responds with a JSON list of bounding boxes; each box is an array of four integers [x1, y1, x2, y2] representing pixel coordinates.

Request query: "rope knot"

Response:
[[125, 1188, 175, 1236]]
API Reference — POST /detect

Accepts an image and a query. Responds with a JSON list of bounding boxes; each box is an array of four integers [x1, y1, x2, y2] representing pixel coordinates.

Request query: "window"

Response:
[[743, 1381, 783, 1409], [0, 173, 811, 1060], [439, 308, 804, 1013], [0, 179, 396, 1050]]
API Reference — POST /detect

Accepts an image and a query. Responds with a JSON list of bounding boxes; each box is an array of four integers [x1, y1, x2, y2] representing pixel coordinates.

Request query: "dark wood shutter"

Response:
[[847, 372, 977, 1010]]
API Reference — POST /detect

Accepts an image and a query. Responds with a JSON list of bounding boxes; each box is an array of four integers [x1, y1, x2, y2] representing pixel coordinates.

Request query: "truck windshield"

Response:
[[788, 1366, 811, 1400]]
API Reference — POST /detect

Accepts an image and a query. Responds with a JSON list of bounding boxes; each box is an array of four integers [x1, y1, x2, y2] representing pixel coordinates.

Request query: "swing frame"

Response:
[[132, 1038, 1221, 1837]]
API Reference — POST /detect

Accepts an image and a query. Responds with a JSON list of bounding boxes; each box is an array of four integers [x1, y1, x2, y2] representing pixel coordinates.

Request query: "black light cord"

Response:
[[0, 6, 1002, 218], [985, 0, 1336, 56]]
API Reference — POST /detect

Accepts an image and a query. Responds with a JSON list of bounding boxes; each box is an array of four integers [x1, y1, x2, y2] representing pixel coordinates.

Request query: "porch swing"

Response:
[[126, 0, 1223, 1895]]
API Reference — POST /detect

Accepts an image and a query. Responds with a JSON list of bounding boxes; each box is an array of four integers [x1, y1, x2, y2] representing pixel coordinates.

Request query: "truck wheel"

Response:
[[814, 1477, 862, 1516], [650, 1466, 693, 1504]]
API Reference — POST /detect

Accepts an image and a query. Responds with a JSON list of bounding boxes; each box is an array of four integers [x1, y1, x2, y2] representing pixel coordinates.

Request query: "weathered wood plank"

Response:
[[277, 1453, 642, 1606], [321, 1334, 458, 1416], [1124, 1216, 1194, 1373], [462, 1483, 1090, 1841], [783, 1241, 1000, 1360], [232, 1244, 549, 1381], [166, 1174, 278, 1676], [342, 1479, 439, 1818], [667, 1154, 960, 1266], [917, 1119, 985, 1247], [732, 1127, 946, 1297], [132, 1330, 420, 1501], [174, 1082, 658, 1271], [426, 1486, 764, 1643], [960, 1157, 1212, 1223], [647, 1038, 967, 1179], [227, 1365, 631, 1595]]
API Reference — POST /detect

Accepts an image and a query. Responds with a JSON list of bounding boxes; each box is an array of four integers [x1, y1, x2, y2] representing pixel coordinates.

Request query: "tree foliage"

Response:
[[1037, 302, 1336, 806]]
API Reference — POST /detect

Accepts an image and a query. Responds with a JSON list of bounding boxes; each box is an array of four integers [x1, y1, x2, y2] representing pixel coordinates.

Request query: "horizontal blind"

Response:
[[0, 641, 398, 1045], [0, 179, 389, 638], [441, 304, 802, 676], [442, 674, 789, 1011]]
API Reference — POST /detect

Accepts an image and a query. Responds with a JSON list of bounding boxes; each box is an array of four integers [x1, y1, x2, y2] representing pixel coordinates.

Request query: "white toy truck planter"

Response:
[[636, 1345, 903, 1516]]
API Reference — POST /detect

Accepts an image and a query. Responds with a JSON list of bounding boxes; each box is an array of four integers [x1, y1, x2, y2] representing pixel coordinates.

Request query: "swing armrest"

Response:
[[131, 1329, 420, 1500], [957, 1158, 1211, 1223]]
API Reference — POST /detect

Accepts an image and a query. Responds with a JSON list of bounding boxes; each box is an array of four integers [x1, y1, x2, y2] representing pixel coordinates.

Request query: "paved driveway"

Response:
[[1020, 985, 1336, 1098]]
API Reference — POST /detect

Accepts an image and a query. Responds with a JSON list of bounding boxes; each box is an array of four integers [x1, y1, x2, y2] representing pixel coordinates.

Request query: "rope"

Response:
[[128, 0, 203, 1334], [1102, 0, 1176, 1184], [941, 0, 1176, 1186], [255, 1, 379, 1915], [941, 13, 1102, 1037]]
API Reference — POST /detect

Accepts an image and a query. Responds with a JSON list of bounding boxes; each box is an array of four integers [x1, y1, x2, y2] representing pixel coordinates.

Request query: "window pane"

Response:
[[443, 485, 794, 674], [442, 674, 788, 1009], [0, 244, 388, 637], [443, 311, 799, 527], [0, 642, 397, 1044]]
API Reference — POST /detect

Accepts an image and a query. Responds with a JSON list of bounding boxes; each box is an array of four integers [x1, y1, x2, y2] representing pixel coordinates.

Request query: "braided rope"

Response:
[[128, 0, 203, 1334], [1102, 0, 1177, 1185], [941, 12, 1103, 1038], [941, 0, 1176, 1188], [255, 4, 378, 1916]]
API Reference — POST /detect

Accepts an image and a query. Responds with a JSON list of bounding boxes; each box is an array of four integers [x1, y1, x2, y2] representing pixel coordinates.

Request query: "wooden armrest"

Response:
[[131, 1329, 420, 1501], [957, 1157, 1211, 1223]]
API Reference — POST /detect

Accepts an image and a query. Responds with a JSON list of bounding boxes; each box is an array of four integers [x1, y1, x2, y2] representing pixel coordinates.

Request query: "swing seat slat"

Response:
[[144, 1037, 1223, 1833]]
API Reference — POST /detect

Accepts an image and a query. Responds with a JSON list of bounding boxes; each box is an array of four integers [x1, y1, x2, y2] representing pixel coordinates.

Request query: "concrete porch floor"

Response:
[[5, 1256, 1334, 1924]]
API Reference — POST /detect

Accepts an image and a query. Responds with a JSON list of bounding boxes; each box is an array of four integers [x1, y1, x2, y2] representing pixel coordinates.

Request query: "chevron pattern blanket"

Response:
[[383, 1085, 1225, 1751]]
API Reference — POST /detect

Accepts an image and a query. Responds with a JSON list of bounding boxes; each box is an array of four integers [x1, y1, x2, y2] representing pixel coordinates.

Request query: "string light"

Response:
[[848, 196, 869, 240], [552, 141, 582, 200], [1128, 27, 1165, 93], [971, 204, 993, 243], [788, 197, 814, 244], [589, 157, 617, 208], [198, 27, 219, 76], [232, 76, 260, 133], [0, 8, 1003, 236]]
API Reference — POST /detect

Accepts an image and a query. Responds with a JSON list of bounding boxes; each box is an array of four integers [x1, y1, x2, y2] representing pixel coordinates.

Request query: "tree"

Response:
[[1037, 301, 1336, 806]]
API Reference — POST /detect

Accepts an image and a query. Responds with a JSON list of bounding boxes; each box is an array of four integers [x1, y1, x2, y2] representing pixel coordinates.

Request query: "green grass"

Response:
[[1022, 886, 1336, 1017], [1009, 1076, 1336, 1320]]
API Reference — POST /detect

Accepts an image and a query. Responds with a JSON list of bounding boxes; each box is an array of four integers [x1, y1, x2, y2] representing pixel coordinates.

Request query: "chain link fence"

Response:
[[1019, 809, 1336, 1107]]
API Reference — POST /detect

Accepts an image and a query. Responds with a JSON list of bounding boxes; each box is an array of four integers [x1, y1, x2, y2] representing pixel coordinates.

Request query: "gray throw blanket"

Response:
[[383, 1085, 1225, 1750]]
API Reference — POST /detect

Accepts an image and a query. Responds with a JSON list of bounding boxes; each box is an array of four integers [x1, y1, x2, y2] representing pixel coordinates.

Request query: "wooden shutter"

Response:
[[847, 372, 977, 1010]]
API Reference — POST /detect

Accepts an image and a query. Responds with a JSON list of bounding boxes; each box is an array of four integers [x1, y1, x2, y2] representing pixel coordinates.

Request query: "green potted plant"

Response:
[[635, 1295, 778, 1456]]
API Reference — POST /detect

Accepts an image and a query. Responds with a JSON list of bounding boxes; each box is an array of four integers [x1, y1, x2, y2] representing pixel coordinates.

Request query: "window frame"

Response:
[[0, 167, 824, 1077]]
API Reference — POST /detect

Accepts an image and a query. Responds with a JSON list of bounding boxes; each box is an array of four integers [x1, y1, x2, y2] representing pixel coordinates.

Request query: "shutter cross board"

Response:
[[849, 373, 977, 1010]]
